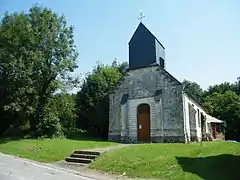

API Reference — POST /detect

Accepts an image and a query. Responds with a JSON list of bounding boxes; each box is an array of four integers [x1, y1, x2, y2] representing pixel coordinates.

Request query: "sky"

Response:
[[0, 0, 239, 90]]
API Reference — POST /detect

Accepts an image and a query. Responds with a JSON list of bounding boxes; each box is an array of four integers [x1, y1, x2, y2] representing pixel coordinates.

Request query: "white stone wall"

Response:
[[183, 93, 208, 141], [182, 93, 191, 142]]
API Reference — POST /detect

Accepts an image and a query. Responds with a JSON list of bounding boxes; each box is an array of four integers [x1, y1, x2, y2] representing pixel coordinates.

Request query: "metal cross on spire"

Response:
[[138, 11, 145, 22]]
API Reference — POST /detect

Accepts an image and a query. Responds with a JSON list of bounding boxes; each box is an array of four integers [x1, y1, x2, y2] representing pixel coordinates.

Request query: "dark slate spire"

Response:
[[128, 22, 165, 70]]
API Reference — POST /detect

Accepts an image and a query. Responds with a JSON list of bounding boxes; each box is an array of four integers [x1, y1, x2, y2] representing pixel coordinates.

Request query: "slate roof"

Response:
[[128, 22, 165, 49]]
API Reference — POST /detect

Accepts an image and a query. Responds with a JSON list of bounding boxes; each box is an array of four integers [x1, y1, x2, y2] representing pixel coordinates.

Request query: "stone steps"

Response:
[[73, 150, 101, 156], [70, 153, 98, 159], [65, 150, 101, 165]]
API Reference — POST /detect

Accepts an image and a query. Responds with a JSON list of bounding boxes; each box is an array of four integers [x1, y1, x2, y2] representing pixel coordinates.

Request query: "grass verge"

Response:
[[0, 137, 118, 162]]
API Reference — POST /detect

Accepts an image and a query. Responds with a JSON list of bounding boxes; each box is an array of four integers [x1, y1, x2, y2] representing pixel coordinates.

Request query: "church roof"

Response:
[[206, 115, 223, 123], [128, 22, 165, 49]]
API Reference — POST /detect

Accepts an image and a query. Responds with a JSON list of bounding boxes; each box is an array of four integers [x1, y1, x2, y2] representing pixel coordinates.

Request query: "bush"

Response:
[[37, 107, 63, 138]]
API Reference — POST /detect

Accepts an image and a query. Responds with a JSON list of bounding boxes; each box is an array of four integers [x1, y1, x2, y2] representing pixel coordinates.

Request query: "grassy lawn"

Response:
[[91, 141, 240, 180], [0, 137, 118, 162]]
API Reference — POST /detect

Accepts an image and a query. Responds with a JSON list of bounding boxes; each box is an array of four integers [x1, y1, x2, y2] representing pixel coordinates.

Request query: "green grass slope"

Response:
[[91, 141, 240, 180], [0, 138, 117, 162]]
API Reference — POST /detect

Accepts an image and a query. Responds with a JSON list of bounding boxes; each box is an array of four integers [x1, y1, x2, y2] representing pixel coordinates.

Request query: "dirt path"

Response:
[[84, 143, 135, 153]]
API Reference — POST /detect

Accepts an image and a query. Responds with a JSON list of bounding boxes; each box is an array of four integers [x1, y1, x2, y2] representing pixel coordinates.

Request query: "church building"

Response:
[[108, 22, 224, 143]]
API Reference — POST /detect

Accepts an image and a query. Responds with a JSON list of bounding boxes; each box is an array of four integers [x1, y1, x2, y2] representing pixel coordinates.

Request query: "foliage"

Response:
[[236, 76, 240, 95], [182, 78, 240, 140], [37, 106, 63, 138], [112, 58, 129, 74], [182, 80, 204, 103], [52, 93, 77, 135], [206, 81, 239, 97], [0, 5, 78, 137], [0, 137, 118, 162], [91, 142, 240, 180], [32, 93, 77, 137], [204, 91, 240, 139], [76, 62, 124, 138]]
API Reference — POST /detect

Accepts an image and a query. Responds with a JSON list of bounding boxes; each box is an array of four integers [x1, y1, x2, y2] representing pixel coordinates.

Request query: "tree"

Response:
[[206, 82, 237, 97], [0, 5, 78, 136], [111, 58, 128, 74], [182, 80, 204, 103], [116, 61, 128, 74], [37, 93, 77, 137], [204, 91, 240, 139], [54, 93, 77, 135], [235, 77, 240, 95], [76, 62, 122, 138]]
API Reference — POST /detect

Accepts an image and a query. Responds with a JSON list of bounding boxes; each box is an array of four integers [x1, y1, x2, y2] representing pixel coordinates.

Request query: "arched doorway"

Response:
[[137, 103, 150, 141]]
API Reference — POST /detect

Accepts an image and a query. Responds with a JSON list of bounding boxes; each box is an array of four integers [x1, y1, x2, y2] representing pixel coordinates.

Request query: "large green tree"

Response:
[[206, 82, 238, 96], [204, 91, 240, 139], [76, 62, 123, 138], [0, 5, 78, 136], [182, 80, 204, 103]]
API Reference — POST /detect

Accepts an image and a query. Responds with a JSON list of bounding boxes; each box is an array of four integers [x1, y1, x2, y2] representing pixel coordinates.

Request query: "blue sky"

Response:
[[1, 0, 239, 89]]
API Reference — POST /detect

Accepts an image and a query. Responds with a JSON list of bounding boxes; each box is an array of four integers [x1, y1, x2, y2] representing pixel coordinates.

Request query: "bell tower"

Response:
[[128, 22, 165, 70]]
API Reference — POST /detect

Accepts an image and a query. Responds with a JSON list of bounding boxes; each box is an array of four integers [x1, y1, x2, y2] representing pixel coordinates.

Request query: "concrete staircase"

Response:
[[65, 150, 101, 165]]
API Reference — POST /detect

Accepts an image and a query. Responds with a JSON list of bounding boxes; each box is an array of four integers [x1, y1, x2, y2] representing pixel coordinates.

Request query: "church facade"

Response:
[[108, 23, 224, 143]]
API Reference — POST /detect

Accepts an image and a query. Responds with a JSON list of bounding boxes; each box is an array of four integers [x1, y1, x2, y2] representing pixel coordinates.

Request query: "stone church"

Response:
[[108, 22, 224, 143]]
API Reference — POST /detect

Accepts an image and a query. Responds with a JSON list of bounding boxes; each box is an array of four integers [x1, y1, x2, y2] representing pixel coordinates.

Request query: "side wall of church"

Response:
[[183, 94, 208, 142], [108, 65, 186, 143]]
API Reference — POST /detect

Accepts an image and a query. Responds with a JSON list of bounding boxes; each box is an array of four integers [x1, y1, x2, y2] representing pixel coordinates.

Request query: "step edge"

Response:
[[71, 153, 99, 157], [73, 150, 101, 154], [65, 157, 94, 161], [70, 154, 98, 159]]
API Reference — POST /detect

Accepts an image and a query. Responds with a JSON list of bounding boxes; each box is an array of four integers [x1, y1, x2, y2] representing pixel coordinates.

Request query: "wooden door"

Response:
[[211, 123, 216, 139], [137, 104, 150, 141]]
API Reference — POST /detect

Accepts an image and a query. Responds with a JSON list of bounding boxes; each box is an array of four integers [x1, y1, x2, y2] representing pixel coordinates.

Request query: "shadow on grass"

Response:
[[176, 154, 240, 180], [0, 136, 23, 144], [0, 131, 109, 144]]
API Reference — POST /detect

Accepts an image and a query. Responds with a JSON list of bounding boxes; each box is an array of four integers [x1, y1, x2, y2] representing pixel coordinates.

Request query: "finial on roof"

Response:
[[138, 11, 145, 23]]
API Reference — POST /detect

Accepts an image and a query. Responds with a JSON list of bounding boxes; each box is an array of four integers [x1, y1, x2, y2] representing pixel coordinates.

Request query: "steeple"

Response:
[[128, 23, 165, 70]]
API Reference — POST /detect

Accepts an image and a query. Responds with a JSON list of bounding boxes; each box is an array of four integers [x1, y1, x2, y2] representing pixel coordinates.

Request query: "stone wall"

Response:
[[188, 103, 198, 141], [183, 93, 208, 142], [108, 65, 185, 143]]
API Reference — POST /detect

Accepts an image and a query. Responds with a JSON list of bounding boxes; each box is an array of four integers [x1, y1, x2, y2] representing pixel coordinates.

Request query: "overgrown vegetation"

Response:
[[91, 141, 240, 180]]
